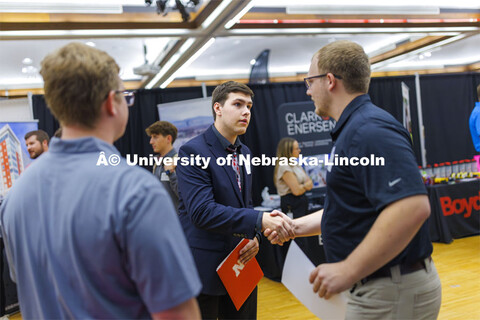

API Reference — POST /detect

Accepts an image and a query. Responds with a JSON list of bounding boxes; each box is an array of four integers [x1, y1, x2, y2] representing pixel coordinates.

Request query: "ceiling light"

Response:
[[226, 26, 478, 36], [0, 1, 123, 14], [202, 0, 232, 29], [160, 37, 215, 88], [22, 58, 32, 65], [286, 5, 440, 15], [224, 0, 254, 29], [145, 38, 197, 89], [85, 41, 96, 47], [250, 59, 256, 65]]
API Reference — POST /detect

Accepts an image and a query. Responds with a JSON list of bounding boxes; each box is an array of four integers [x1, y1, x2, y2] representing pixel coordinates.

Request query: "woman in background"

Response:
[[274, 137, 313, 219]]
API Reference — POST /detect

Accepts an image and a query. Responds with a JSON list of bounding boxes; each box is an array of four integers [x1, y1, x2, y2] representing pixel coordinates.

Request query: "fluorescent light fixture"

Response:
[[160, 38, 216, 88], [255, 0, 480, 9], [226, 26, 479, 35], [0, 1, 123, 14], [371, 34, 467, 70], [0, 29, 191, 38], [202, 0, 232, 29], [145, 38, 197, 89], [224, 1, 255, 29], [286, 5, 440, 15]]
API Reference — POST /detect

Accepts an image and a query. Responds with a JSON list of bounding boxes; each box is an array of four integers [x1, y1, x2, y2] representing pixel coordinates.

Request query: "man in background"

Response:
[[146, 120, 179, 209], [1, 42, 201, 319], [469, 84, 480, 152], [24, 129, 49, 159]]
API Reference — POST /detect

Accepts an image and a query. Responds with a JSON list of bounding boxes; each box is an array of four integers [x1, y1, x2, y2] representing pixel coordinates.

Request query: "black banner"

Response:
[[277, 101, 335, 156], [428, 179, 480, 243]]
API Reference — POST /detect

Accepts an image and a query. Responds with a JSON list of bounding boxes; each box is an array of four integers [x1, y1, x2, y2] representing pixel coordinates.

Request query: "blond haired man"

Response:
[[0, 42, 201, 319]]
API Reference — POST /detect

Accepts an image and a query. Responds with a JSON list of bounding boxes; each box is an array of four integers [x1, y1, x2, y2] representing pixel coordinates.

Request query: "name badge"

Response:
[[327, 146, 336, 172], [161, 172, 170, 181], [245, 160, 251, 175]]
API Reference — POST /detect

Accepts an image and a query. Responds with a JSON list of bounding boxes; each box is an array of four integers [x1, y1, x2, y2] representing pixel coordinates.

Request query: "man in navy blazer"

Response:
[[177, 81, 295, 319]]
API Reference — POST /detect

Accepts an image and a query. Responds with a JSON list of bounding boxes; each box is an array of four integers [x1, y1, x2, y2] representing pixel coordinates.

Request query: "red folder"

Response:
[[216, 238, 264, 310]]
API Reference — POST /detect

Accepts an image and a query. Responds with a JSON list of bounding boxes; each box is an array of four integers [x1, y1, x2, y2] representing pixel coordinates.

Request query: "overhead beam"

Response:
[[145, 0, 254, 89], [370, 35, 453, 64]]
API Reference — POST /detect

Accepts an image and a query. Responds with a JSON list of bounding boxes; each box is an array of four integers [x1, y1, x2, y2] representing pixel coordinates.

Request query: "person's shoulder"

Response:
[[180, 131, 207, 149]]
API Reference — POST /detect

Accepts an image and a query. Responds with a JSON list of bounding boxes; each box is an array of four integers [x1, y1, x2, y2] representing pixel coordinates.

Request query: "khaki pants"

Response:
[[346, 259, 442, 320]]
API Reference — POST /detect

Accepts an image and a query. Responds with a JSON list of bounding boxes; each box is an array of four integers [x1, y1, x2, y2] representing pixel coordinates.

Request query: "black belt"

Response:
[[362, 256, 431, 284]]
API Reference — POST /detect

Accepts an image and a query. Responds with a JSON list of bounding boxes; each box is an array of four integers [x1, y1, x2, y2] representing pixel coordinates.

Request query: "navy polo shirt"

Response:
[[321, 94, 432, 267]]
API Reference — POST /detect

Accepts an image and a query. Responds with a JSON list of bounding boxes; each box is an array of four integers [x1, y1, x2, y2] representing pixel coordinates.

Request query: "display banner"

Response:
[[157, 97, 213, 151], [0, 121, 38, 199], [277, 101, 335, 156], [401, 82, 413, 141]]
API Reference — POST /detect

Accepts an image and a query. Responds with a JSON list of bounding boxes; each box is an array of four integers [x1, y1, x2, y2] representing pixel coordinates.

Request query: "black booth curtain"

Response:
[[32, 73, 480, 205], [368, 76, 422, 165], [420, 73, 480, 164]]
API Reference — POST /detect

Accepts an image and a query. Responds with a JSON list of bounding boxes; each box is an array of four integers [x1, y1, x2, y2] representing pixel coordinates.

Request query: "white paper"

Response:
[[281, 241, 347, 320]]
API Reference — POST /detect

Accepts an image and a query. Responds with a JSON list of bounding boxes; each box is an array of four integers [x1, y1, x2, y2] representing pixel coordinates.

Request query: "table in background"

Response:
[[427, 179, 480, 244]]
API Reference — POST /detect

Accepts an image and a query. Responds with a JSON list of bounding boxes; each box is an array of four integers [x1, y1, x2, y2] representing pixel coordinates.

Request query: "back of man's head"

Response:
[[314, 40, 371, 94], [40, 42, 120, 129], [211, 81, 254, 120], [145, 121, 178, 144], [25, 130, 50, 145]]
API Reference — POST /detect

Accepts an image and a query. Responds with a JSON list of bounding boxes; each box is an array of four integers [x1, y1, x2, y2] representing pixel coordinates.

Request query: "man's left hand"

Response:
[[309, 261, 356, 299], [238, 237, 259, 265]]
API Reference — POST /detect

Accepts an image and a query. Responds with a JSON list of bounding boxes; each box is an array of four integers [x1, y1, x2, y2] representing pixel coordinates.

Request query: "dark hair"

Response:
[[211, 81, 254, 120], [145, 121, 178, 143], [24, 130, 50, 145], [477, 84, 480, 102]]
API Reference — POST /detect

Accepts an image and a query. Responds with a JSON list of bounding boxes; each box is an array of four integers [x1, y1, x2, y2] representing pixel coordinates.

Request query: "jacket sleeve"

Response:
[[176, 143, 259, 239]]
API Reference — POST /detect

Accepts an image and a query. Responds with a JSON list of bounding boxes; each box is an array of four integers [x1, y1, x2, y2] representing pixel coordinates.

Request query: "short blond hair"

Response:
[[40, 42, 120, 129], [314, 40, 371, 94]]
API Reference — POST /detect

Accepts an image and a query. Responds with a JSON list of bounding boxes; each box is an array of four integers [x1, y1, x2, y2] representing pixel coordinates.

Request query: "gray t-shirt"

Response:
[[0, 137, 201, 319]]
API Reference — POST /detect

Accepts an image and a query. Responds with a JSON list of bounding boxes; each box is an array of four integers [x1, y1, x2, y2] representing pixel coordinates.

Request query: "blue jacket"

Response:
[[177, 126, 259, 295]]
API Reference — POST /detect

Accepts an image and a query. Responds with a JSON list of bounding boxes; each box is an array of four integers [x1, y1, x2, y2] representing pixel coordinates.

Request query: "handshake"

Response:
[[261, 210, 296, 245]]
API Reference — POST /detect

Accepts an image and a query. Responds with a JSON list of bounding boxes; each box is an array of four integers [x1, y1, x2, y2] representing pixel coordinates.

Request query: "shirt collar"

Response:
[[49, 136, 119, 155], [211, 124, 241, 152], [331, 94, 371, 141], [164, 147, 177, 158]]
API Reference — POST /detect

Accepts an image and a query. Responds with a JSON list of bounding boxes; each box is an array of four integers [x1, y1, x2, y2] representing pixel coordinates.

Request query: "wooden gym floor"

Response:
[[6, 236, 480, 320], [258, 236, 480, 320]]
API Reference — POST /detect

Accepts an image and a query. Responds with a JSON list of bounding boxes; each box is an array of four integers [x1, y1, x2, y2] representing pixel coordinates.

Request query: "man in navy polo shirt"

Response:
[[266, 40, 441, 319]]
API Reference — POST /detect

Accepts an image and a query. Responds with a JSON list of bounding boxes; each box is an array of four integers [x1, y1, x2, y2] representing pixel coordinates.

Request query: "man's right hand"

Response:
[[261, 210, 295, 245]]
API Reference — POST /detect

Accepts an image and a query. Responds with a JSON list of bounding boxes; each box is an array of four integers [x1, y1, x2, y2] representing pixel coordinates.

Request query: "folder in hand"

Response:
[[216, 238, 264, 310]]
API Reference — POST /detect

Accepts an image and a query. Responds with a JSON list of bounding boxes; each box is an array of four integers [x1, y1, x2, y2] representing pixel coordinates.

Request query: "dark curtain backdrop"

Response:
[[32, 73, 480, 205], [368, 76, 422, 164], [420, 73, 480, 164]]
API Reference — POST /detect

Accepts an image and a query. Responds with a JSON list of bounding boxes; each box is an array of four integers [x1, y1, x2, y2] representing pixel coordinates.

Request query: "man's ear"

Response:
[[166, 135, 173, 144], [213, 102, 222, 118], [42, 140, 48, 149], [104, 91, 117, 116], [326, 73, 338, 91]]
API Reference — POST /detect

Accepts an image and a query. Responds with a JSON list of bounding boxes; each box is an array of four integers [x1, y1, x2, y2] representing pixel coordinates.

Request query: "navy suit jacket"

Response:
[[177, 126, 260, 295]]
